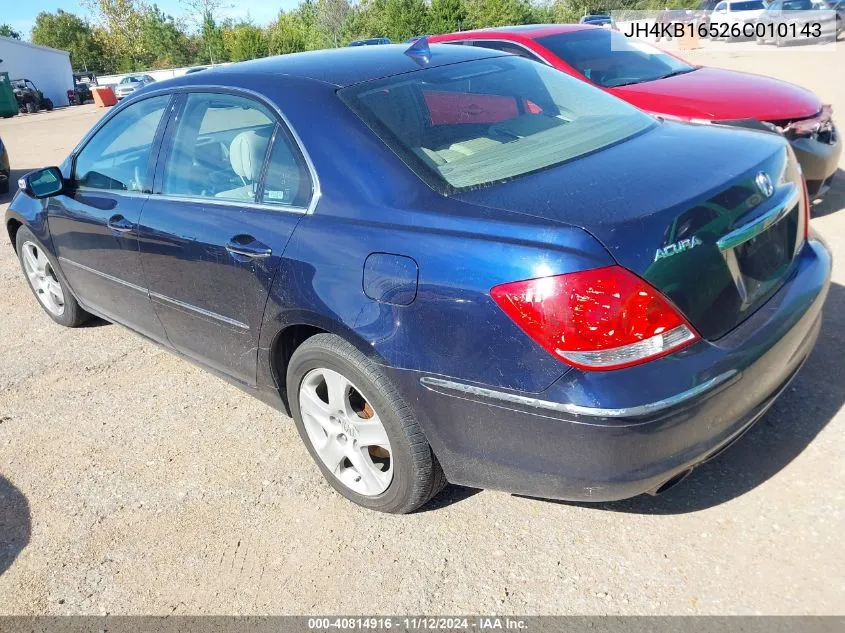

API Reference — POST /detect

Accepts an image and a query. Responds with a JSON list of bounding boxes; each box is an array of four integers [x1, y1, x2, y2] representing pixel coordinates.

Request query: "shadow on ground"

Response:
[[0, 475, 31, 576], [812, 168, 844, 218], [525, 280, 845, 515]]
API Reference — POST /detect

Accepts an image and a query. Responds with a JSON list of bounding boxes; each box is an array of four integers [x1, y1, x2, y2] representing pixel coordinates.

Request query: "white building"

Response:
[[0, 36, 73, 108]]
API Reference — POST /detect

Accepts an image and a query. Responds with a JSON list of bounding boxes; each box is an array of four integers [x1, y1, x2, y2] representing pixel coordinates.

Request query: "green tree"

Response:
[[31, 10, 105, 71], [0, 24, 22, 39], [200, 11, 226, 63], [466, 0, 533, 28], [317, 0, 351, 47], [222, 20, 268, 61], [269, 11, 309, 54], [428, 0, 468, 34], [355, 0, 428, 42], [139, 5, 194, 68]]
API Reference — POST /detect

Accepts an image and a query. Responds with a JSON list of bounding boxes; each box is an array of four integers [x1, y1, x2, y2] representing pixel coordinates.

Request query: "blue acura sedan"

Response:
[[5, 43, 831, 513]]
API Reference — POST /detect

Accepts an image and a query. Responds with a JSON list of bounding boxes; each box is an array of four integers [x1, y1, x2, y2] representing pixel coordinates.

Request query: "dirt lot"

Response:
[[1, 46, 844, 615]]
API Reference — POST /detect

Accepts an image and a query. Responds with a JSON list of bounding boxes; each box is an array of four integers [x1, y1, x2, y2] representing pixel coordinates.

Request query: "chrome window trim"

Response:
[[149, 193, 309, 215], [73, 187, 149, 199], [129, 84, 323, 215], [419, 370, 739, 422], [458, 38, 554, 66]]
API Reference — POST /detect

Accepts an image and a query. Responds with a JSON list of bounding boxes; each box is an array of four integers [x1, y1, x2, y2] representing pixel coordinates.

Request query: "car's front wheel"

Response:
[[15, 226, 90, 327], [287, 333, 446, 513]]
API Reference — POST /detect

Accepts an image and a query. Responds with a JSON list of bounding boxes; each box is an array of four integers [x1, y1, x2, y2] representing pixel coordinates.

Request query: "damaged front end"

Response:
[[717, 106, 841, 200]]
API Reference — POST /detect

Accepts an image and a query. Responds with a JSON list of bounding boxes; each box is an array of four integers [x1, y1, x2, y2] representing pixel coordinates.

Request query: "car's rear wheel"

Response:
[[287, 333, 446, 513], [15, 227, 90, 327], [43, 99, 54, 111]]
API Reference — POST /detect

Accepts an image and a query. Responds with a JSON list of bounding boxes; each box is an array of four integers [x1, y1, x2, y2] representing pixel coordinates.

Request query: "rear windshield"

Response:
[[730, 1, 765, 9], [536, 30, 696, 88], [338, 56, 654, 192]]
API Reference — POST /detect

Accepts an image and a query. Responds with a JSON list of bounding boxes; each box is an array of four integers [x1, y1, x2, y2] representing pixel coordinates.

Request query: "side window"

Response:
[[470, 40, 543, 62], [260, 132, 313, 208], [715, 1, 728, 11], [160, 93, 274, 202], [74, 95, 170, 192]]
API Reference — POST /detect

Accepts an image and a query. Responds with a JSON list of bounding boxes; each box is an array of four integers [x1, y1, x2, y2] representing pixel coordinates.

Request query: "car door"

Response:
[[47, 93, 173, 341], [137, 90, 314, 385]]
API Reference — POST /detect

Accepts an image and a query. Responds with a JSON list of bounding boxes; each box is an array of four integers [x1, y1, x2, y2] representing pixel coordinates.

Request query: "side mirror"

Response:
[[19, 167, 64, 199]]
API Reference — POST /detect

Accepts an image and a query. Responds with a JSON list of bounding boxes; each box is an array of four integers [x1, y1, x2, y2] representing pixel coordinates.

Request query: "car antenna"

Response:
[[404, 36, 431, 66]]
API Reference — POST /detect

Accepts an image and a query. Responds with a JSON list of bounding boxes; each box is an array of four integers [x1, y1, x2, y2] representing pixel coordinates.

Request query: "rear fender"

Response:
[[258, 199, 615, 395]]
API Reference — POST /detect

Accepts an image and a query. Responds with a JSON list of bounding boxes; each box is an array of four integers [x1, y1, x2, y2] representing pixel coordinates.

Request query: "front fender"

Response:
[[4, 191, 52, 253]]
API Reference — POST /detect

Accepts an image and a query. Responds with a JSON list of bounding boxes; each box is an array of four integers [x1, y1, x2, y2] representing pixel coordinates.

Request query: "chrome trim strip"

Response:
[[58, 257, 147, 293], [59, 256, 249, 330], [150, 193, 309, 214], [149, 291, 249, 330], [74, 187, 149, 199], [419, 370, 739, 419], [717, 185, 800, 251]]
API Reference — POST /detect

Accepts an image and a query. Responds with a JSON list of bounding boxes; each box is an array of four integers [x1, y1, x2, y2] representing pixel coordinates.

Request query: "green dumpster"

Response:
[[0, 73, 19, 118]]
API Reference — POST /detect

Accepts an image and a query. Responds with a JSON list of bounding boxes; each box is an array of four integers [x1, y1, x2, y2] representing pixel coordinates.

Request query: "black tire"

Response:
[[25, 101, 37, 114], [15, 226, 90, 327], [43, 99, 54, 111], [287, 333, 446, 513], [0, 175, 9, 195]]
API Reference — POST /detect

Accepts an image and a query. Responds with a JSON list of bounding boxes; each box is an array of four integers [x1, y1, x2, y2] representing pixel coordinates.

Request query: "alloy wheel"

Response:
[[21, 241, 65, 316], [299, 367, 393, 496]]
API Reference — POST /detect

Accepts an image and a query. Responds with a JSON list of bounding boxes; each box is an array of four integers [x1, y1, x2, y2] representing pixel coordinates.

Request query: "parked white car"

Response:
[[114, 75, 156, 100], [709, 0, 768, 36]]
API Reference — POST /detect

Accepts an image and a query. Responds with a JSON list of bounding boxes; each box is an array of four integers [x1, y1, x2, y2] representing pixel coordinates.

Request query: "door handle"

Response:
[[225, 235, 272, 258], [107, 214, 134, 233]]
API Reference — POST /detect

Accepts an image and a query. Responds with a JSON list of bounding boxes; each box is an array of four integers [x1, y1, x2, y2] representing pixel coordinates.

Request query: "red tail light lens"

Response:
[[491, 266, 699, 371]]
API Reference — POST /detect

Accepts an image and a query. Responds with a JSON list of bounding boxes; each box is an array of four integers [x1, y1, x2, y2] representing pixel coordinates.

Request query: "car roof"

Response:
[[187, 44, 508, 88], [432, 23, 598, 40]]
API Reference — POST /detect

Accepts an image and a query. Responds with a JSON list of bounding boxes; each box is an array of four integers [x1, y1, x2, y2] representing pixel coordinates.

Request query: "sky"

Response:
[[4, 0, 302, 38]]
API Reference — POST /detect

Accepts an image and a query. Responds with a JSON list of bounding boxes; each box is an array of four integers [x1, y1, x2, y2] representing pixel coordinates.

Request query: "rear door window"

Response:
[[160, 93, 274, 202]]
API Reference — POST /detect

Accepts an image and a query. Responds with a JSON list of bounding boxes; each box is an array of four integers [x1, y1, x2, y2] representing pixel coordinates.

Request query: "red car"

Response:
[[429, 24, 841, 199]]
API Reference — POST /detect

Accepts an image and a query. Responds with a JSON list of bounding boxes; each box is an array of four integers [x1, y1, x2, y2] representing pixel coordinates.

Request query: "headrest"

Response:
[[229, 131, 268, 182]]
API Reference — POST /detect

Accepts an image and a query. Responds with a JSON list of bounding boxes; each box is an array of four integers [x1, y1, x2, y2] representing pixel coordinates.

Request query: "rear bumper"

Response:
[[388, 239, 832, 502]]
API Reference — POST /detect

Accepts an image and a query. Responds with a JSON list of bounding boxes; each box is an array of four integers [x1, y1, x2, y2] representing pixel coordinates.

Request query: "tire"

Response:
[[15, 226, 90, 327], [0, 178, 9, 195], [25, 101, 36, 114], [287, 333, 446, 513], [43, 99, 54, 111]]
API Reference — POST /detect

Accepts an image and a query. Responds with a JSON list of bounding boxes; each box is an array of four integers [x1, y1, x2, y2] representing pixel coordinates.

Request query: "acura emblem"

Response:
[[755, 172, 774, 198]]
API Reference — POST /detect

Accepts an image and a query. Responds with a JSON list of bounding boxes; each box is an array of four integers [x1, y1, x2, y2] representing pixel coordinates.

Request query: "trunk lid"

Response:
[[454, 121, 806, 340]]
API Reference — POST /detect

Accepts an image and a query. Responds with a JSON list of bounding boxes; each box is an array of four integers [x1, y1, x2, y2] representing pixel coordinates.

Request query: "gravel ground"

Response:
[[1, 46, 844, 615]]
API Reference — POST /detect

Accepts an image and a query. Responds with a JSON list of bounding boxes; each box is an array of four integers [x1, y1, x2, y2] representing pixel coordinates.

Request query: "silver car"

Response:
[[114, 74, 155, 100]]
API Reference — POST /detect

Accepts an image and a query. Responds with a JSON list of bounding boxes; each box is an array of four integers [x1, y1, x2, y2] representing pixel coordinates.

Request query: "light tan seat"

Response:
[[215, 130, 270, 200]]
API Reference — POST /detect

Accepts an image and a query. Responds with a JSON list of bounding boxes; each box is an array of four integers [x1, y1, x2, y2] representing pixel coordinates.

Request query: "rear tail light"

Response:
[[490, 266, 699, 371]]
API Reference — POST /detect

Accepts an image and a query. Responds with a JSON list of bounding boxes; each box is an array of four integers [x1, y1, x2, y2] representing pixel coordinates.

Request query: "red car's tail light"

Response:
[[490, 266, 699, 371]]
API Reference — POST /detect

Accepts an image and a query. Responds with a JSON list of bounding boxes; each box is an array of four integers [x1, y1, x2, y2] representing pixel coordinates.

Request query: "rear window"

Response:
[[338, 56, 654, 192]]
